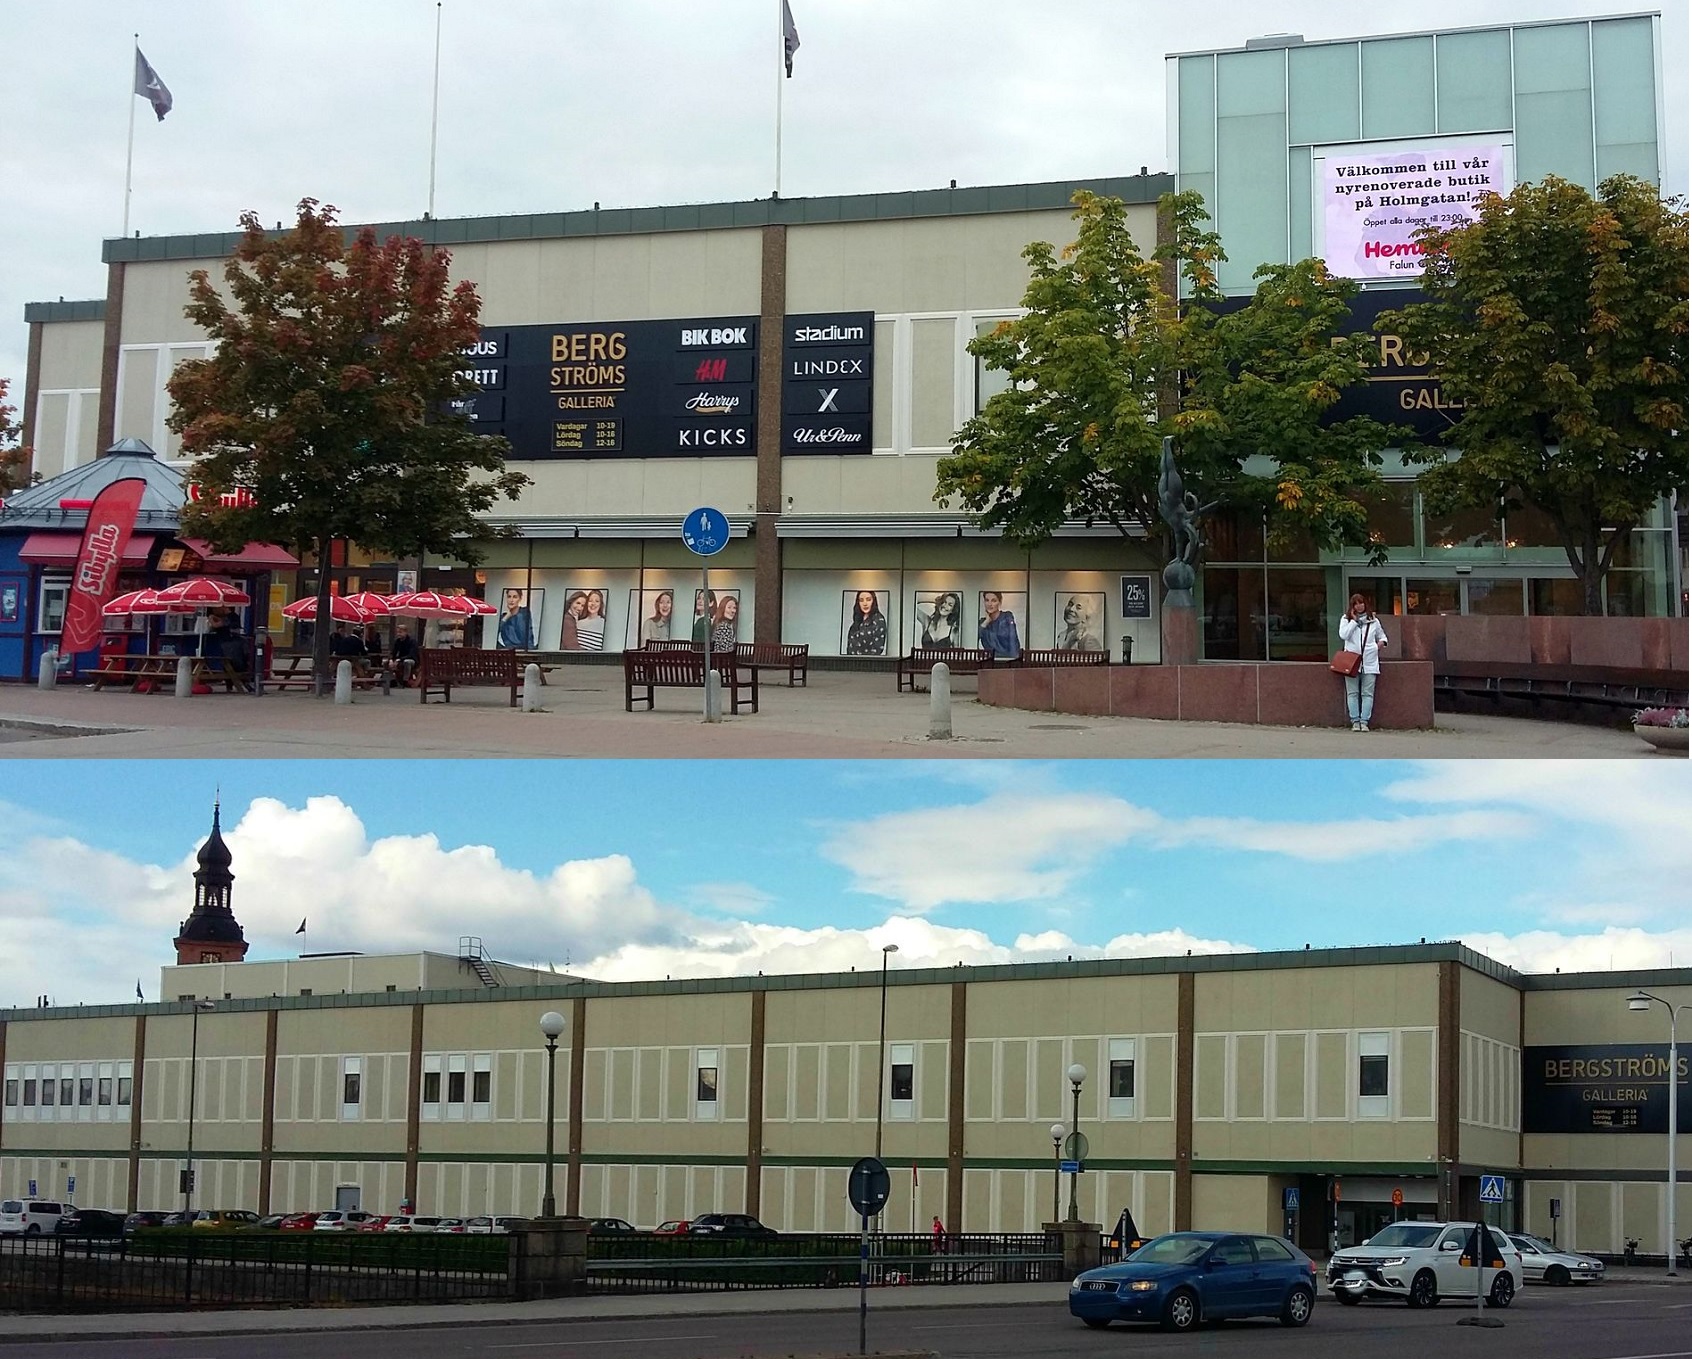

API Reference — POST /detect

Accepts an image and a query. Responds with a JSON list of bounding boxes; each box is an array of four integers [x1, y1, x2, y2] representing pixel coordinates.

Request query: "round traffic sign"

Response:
[[1391, 1188, 1403, 1206], [681, 506, 730, 557], [1063, 1131, 1090, 1163], [847, 1156, 891, 1217]]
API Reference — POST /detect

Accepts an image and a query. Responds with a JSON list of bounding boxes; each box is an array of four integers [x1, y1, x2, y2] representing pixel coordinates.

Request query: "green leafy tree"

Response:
[[936, 191, 1410, 562], [0, 376, 31, 497], [167, 199, 530, 676], [1379, 175, 1688, 614]]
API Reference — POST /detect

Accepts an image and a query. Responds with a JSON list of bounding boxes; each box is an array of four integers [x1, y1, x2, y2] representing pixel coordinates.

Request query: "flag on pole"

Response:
[[296, 919, 307, 935], [134, 48, 173, 121], [136, 980, 144, 1001], [781, 1, 800, 77]]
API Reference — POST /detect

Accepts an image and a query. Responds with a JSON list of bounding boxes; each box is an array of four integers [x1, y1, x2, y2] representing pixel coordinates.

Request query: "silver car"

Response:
[[1509, 1233, 1605, 1285]]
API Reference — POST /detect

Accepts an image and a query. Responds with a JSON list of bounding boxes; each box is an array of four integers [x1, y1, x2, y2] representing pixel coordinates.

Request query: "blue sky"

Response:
[[2, 760, 1685, 1009]]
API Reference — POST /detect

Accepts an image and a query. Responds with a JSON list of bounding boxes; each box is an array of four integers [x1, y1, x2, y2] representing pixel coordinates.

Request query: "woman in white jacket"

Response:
[[1338, 593, 1388, 731]]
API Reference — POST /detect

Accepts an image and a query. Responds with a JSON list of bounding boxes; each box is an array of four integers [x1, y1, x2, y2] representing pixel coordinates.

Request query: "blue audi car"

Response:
[[1069, 1231, 1318, 1331]]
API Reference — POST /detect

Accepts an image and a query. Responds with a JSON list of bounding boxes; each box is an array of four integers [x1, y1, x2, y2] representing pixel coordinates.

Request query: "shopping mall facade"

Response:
[[11, 12, 1680, 667]]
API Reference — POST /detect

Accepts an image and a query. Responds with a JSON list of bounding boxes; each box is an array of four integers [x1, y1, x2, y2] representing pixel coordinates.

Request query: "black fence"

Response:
[[585, 1230, 1064, 1294], [0, 1231, 511, 1313]]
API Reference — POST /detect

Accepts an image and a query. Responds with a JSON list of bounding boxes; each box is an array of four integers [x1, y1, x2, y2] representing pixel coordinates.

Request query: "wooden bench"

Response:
[[897, 648, 995, 692], [1016, 649, 1111, 668], [623, 650, 758, 714], [642, 639, 700, 652], [513, 651, 559, 684], [1433, 660, 1686, 714], [418, 647, 520, 706], [268, 654, 389, 693], [735, 642, 809, 687]]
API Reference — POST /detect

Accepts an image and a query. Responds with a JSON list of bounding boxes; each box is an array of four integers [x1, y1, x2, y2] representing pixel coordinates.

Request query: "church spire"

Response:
[[174, 799, 248, 966]]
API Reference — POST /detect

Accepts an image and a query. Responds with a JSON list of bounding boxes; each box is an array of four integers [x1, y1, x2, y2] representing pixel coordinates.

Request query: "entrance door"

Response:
[[335, 1184, 361, 1212]]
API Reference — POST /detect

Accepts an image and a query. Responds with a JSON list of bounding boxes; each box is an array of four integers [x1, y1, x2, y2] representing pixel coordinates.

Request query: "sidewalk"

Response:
[[0, 668, 1652, 759]]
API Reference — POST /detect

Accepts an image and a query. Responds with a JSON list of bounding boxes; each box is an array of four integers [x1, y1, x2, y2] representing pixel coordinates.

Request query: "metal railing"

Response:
[[585, 1230, 1064, 1294], [0, 1231, 511, 1313]]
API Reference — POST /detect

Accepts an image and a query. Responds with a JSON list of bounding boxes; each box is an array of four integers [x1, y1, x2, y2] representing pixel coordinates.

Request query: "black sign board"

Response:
[[1120, 575, 1152, 620], [1522, 1045, 1691, 1135], [456, 317, 758, 459], [847, 1156, 891, 1217], [782, 312, 875, 454]]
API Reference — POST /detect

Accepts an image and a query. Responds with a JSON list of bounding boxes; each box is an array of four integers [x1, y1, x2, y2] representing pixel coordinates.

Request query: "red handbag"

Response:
[[1330, 646, 1363, 676]]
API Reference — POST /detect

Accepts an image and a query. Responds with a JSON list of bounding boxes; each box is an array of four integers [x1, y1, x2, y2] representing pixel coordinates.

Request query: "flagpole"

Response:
[[773, 0, 783, 198], [122, 33, 139, 238], [427, 2, 443, 218]]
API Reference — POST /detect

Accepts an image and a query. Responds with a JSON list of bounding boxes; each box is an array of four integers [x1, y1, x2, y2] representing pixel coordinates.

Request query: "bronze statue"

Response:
[[1156, 437, 1215, 594]]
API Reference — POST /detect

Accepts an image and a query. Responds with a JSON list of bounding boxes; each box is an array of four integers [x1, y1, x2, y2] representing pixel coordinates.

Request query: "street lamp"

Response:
[[183, 1000, 215, 1217], [1050, 1123, 1065, 1225], [1627, 989, 1689, 1277], [874, 944, 899, 1160], [1066, 1062, 1087, 1223], [539, 1010, 567, 1219]]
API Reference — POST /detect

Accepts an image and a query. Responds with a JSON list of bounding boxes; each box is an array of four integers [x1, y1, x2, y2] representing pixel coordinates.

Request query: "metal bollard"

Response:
[[175, 656, 193, 699], [1120, 635, 1134, 665], [703, 670, 723, 723], [929, 662, 953, 740], [335, 659, 353, 704], [522, 663, 543, 712], [37, 648, 58, 690]]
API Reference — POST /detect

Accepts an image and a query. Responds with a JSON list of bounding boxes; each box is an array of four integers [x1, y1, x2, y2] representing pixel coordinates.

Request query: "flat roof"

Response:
[[1166, 10, 1659, 59]]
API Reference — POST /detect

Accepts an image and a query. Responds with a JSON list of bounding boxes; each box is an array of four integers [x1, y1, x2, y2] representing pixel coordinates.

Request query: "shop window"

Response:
[[1108, 1039, 1136, 1118], [1405, 578, 1461, 616], [1202, 566, 1266, 660], [1206, 508, 1266, 564], [1502, 498, 1566, 549], [1424, 503, 1499, 553], [889, 1044, 914, 1120], [1529, 577, 1585, 616], [1267, 521, 1321, 564], [1605, 570, 1659, 617], [37, 578, 70, 634], [1354, 483, 1416, 550], [1265, 568, 1330, 661], [1346, 577, 1404, 617], [1466, 578, 1524, 616], [695, 1048, 720, 1121], [1358, 1033, 1390, 1116]]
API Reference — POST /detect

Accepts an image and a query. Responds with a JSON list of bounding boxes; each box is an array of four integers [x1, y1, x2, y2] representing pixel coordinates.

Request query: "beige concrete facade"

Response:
[[4, 945, 1687, 1254]]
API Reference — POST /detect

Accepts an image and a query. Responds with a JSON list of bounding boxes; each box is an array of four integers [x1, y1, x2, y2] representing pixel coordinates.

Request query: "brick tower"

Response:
[[173, 802, 249, 966]]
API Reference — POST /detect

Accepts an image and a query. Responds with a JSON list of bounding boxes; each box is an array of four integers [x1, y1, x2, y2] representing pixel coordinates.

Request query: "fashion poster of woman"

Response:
[[841, 589, 890, 655], [1053, 592, 1105, 651], [489, 586, 541, 650], [689, 588, 741, 647], [913, 590, 964, 648], [976, 590, 1024, 659], [626, 588, 676, 648], [708, 592, 741, 654], [557, 588, 610, 650]]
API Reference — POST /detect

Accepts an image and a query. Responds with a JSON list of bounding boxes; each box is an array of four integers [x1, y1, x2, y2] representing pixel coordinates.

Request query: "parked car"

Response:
[[0, 1200, 67, 1236], [54, 1208, 127, 1241], [1509, 1232, 1605, 1285], [355, 1215, 395, 1233], [278, 1212, 321, 1231], [1327, 1221, 1522, 1308], [314, 1211, 375, 1232], [382, 1215, 443, 1233], [125, 1210, 171, 1234], [1069, 1231, 1317, 1331], [492, 1217, 527, 1233], [653, 1219, 691, 1235], [160, 1211, 194, 1228], [588, 1217, 637, 1234], [688, 1213, 777, 1239], [435, 1218, 469, 1233], [254, 1214, 289, 1231], [190, 1210, 261, 1230]]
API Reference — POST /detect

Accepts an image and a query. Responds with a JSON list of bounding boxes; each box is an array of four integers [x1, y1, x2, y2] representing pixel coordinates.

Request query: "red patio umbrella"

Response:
[[154, 576, 252, 608], [340, 591, 394, 618], [385, 590, 477, 618], [281, 595, 374, 624], [102, 588, 194, 616]]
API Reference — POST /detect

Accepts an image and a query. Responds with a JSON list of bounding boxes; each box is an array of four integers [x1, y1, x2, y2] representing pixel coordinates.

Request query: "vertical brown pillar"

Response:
[[1174, 972, 1195, 1230], [95, 261, 125, 451], [946, 979, 967, 1233], [753, 223, 788, 644], [22, 320, 44, 478], [746, 988, 766, 1217], [257, 1009, 279, 1214], [0, 1021, 9, 1153], [127, 1014, 147, 1212], [566, 995, 586, 1217], [1437, 961, 1461, 1219], [404, 1003, 424, 1207]]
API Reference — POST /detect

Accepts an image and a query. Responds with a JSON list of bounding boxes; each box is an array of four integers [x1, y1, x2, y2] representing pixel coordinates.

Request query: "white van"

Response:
[[0, 1199, 67, 1235]]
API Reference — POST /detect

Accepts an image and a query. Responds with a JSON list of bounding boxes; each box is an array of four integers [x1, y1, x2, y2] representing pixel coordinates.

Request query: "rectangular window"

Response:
[[344, 1071, 361, 1105], [1108, 1038, 1138, 1117], [3, 1077, 15, 1106], [41, 1069, 56, 1108], [471, 1070, 491, 1104], [890, 1061, 914, 1102], [22, 1078, 36, 1106], [1358, 1032, 1390, 1115], [98, 1077, 113, 1106], [78, 1077, 93, 1106], [60, 1078, 75, 1107], [422, 1071, 441, 1103], [38, 578, 70, 634], [889, 1043, 915, 1119], [696, 1065, 718, 1102], [117, 1075, 133, 1107], [694, 1048, 720, 1120], [447, 1071, 466, 1103]]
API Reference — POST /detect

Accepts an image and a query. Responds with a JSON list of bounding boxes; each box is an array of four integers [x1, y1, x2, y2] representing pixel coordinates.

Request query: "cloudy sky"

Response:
[[2, 0, 1685, 398], [3, 759, 1687, 1009]]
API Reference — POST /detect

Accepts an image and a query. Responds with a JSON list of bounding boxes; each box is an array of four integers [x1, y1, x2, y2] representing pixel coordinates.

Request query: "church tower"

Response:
[[174, 802, 249, 966]]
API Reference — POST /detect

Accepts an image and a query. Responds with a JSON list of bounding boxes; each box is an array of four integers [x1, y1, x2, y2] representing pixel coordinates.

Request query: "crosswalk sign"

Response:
[[1479, 1175, 1505, 1203]]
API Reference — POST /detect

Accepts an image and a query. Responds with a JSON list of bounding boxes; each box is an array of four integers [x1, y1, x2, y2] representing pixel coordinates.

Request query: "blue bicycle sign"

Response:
[[682, 507, 729, 557]]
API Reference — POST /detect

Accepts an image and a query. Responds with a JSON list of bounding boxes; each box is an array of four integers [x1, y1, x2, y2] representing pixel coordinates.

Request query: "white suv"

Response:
[[1327, 1221, 1522, 1309], [0, 1199, 66, 1235]]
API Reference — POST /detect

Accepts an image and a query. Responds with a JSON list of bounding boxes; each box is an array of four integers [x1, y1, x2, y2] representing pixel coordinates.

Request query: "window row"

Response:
[[3, 1062, 134, 1120]]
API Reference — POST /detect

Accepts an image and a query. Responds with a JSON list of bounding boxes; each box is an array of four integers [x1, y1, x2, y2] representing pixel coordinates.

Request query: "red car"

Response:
[[355, 1215, 395, 1233], [278, 1212, 320, 1231], [653, 1219, 691, 1234]]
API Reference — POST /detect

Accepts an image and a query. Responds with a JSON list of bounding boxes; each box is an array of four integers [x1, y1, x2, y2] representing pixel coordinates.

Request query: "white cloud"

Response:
[[1154, 810, 1533, 862], [1461, 926, 1692, 975], [689, 882, 778, 916]]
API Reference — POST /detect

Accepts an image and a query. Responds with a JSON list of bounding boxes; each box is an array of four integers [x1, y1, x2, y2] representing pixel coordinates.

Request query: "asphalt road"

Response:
[[3, 1286, 1688, 1359]]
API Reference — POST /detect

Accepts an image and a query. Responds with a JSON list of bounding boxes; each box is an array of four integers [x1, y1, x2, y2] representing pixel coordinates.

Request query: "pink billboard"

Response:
[[1322, 143, 1509, 281]]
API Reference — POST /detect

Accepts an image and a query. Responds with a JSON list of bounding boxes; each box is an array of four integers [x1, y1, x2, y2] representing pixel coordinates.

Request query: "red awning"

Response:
[[18, 531, 157, 568], [177, 539, 300, 570]]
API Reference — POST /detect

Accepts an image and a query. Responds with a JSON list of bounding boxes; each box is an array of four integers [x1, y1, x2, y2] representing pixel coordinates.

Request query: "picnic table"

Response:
[[89, 652, 253, 693], [268, 654, 391, 694]]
